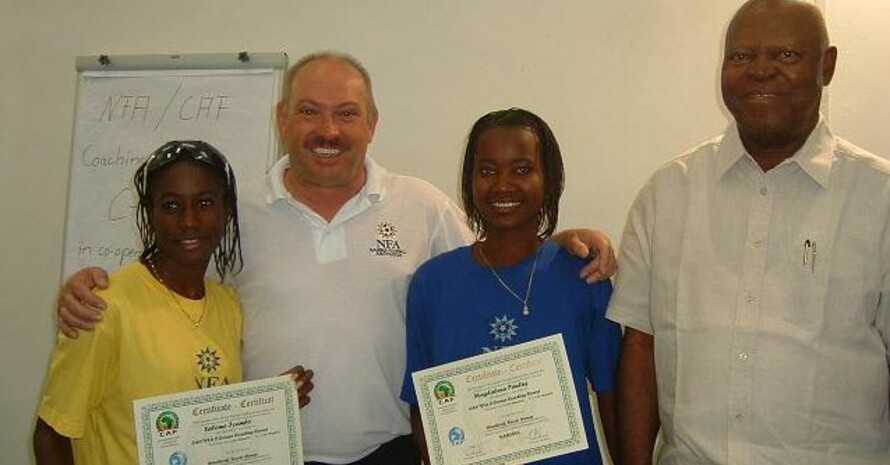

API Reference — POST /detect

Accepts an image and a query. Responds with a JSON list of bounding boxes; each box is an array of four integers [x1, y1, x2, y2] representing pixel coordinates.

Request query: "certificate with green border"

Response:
[[412, 333, 587, 465], [134, 375, 303, 465]]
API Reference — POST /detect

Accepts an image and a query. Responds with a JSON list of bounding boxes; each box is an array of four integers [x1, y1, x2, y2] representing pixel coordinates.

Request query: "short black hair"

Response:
[[133, 140, 243, 280], [460, 108, 565, 240]]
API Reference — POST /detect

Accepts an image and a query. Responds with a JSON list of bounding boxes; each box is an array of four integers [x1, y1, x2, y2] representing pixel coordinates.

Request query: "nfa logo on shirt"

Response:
[[482, 315, 520, 353], [194, 347, 232, 388], [369, 221, 407, 257]]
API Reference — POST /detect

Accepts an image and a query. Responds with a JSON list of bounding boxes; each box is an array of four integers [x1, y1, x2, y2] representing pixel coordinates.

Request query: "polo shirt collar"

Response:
[[362, 156, 386, 202], [715, 115, 835, 189]]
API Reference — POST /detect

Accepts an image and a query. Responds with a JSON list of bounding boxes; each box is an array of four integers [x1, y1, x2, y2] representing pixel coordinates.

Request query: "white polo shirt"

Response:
[[608, 119, 890, 465], [235, 155, 473, 463]]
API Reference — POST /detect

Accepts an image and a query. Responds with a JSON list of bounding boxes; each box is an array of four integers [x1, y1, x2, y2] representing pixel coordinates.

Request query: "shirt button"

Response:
[[760, 187, 768, 196], [735, 412, 745, 421], [745, 294, 757, 303], [753, 240, 762, 248], [738, 352, 749, 360]]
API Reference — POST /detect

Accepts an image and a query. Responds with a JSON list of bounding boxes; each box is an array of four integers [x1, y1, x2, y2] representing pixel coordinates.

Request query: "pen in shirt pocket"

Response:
[[803, 239, 817, 273]]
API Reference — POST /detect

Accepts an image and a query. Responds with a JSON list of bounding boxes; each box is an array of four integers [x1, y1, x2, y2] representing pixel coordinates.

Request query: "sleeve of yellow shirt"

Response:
[[37, 297, 121, 439]]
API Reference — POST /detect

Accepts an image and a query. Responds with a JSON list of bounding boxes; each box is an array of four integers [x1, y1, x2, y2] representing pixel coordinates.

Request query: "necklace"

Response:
[[477, 244, 540, 316], [145, 257, 207, 328]]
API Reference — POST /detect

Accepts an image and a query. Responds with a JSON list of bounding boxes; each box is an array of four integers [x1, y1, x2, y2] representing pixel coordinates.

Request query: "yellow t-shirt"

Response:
[[38, 262, 243, 465]]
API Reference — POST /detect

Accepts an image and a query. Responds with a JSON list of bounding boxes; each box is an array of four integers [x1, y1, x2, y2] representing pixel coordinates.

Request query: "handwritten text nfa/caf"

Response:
[[98, 93, 232, 123]]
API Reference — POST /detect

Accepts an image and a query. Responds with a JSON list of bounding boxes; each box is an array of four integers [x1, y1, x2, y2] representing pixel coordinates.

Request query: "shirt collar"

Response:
[[362, 156, 386, 201], [264, 154, 388, 205], [715, 115, 836, 189]]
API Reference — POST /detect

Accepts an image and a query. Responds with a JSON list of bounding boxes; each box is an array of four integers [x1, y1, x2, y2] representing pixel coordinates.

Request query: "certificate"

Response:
[[134, 375, 303, 465], [412, 334, 587, 465]]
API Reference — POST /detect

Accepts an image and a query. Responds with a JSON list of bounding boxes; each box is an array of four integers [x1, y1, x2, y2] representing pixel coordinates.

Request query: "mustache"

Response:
[[307, 136, 342, 148]]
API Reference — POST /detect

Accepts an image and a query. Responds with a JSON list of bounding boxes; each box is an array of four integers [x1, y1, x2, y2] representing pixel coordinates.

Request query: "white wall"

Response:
[[1, 1, 887, 464], [826, 0, 890, 153]]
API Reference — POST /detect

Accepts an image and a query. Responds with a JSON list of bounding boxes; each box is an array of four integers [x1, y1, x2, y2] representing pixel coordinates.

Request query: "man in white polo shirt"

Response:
[[57, 51, 616, 464], [234, 52, 473, 464]]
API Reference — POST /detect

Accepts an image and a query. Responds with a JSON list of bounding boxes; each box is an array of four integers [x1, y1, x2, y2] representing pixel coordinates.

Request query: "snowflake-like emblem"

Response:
[[377, 221, 398, 239], [489, 315, 518, 343], [196, 347, 221, 373]]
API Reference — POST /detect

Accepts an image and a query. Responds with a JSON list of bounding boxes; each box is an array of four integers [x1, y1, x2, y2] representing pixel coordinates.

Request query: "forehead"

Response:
[[150, 162, 224, 193], [290, 59, 369, 105], [476, 127, 539, 155], [726, 5, 823, 49]]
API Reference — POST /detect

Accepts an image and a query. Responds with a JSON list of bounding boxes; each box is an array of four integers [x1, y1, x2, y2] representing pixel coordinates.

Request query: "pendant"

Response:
[[522, 304, 530, 316]]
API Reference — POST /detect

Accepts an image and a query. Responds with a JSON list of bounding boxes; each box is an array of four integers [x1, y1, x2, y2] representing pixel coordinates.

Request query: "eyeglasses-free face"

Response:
[[146, 160, 229, 275]]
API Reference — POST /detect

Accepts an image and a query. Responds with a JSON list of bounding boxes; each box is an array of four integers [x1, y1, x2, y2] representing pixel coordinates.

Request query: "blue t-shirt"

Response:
[[400, 241, 621, 465]]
